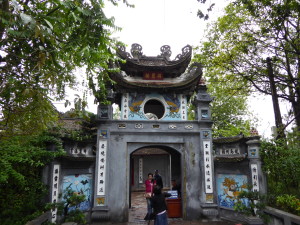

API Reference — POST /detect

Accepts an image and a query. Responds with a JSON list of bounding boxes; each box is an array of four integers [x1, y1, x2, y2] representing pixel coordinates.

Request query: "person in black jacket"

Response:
[[151, 185, 170, 225], [154, 170, 163, 189]]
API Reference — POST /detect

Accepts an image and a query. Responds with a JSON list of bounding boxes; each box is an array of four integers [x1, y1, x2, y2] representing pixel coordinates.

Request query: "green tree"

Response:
[[0, 0, 128, 139], [193, 53, 254, 137], [0, 133, 64, 225], [0, 1, 132, 223], [195, 0, 300, 134], [234, 187, 267, 219], [260, 132, 300, 198], [260, 130, 300, 215]]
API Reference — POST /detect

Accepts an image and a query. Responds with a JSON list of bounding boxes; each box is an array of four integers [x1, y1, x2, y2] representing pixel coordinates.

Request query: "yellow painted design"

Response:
[[222, 177, 244, 200], [129, 101, 143, 112], [166, 101, 179, 113], [96, 197, 105, 205]]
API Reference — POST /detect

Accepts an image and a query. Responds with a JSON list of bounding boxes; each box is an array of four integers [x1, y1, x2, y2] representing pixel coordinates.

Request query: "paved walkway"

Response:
[[93, 192, 239, 225]]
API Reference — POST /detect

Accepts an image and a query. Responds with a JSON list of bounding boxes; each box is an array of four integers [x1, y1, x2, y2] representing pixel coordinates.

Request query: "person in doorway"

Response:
[[154, 170, 163, 189], [171, 179, 181, 197], [144, 172, 156, 220], [151, 185, 170, 225]]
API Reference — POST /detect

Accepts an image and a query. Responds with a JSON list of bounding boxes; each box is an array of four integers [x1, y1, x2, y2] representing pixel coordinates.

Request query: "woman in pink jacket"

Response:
[[144, 172, 156, 219]]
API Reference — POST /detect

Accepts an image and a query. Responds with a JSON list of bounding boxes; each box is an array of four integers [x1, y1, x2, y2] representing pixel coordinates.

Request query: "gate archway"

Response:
[[129, 145, 182, 217]]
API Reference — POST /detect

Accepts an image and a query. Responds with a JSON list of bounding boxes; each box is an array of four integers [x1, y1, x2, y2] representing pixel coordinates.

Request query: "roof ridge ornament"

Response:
[[117, 43, 191, 61], [130, 43, 143, 59], [175, 45, 192, 61], [160, 45, 172, 60], [115, 43, 193, 78], [117, 45, 131, 59]]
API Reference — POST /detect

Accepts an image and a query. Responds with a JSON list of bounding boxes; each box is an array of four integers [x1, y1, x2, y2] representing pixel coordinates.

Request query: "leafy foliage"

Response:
[[275, 194, 300, 216], [260, 134, 300, 198], [234, 187, 269, 224], [193, 56, 254, 137], [46, 186, 87, 224], [0, 133, 64, 225], [195, 0, 300, 132], [0, 0, 126, 139], [234, 188, 267, 218], [260, 130, 300, 216], [0, 0, 129, 224]]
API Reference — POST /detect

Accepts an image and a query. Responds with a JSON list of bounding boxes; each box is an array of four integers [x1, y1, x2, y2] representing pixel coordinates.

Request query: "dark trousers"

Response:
[[154, 211, 168, 225]]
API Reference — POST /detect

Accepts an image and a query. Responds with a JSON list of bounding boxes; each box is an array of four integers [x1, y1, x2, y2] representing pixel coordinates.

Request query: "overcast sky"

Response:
[[104, 0, 226, 56]]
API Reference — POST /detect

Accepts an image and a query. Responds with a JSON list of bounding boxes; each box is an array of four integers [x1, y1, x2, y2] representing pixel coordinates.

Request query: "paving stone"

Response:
[[90, 192, 239, 225]]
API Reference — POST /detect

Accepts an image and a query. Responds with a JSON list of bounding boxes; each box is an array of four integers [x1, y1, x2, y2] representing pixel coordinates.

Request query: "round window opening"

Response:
[[144, 99, 165, 120]]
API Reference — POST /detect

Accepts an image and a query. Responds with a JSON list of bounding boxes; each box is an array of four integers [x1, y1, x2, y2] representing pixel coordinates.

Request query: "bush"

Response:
[[260, 136, 300, 198], [234, 189, 266, 218], [46, 186, 87, 224], [0, 133, 64, 225], [276, 194, 300, 216], [260, 130, 300, 215]]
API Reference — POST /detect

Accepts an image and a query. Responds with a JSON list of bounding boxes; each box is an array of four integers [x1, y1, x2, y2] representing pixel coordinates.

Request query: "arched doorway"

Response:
[[129, 145, 182, 214]]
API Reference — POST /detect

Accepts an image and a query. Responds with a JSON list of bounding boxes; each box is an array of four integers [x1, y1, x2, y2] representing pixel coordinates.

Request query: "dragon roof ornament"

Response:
[[116, 44, 193, 78], [118, 43, 192, 61]]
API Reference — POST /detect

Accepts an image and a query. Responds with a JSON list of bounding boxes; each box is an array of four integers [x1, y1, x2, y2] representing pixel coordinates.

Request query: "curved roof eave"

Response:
[[110, 62, 203, 92]]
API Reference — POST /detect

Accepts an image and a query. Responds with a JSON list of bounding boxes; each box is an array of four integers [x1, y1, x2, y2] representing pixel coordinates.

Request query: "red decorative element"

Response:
[[143, 72, 164, 80], [199, 77, 206, 85], [250, 128, 259, 136], [75, 174, 79, 177]]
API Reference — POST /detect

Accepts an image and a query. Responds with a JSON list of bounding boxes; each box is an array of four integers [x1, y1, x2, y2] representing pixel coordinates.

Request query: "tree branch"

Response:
[[0, 0, 9, 42]]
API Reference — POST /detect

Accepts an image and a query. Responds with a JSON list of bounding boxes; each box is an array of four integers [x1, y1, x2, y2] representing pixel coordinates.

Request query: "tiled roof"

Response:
[[213, 134, 246, 144], [214, 154, 247, 162]]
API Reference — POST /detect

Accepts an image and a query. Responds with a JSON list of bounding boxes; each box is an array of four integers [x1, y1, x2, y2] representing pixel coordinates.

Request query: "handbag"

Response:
[[144, 192, 152, 198]]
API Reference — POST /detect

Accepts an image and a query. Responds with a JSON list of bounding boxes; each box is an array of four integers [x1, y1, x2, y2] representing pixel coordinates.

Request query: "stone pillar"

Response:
[[97, 104, 112, 120], [200, 130, 218, 220], [92, 136, 110, 221], [194, 85, 218, 219], [246, 137, 267, 194], [193, 85, 213, 122]]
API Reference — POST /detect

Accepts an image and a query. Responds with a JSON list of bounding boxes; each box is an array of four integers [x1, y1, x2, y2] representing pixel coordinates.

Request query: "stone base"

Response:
[[200, 204, 219, 220], [245, 216, 264, 225], [91, 207, 110, 222]]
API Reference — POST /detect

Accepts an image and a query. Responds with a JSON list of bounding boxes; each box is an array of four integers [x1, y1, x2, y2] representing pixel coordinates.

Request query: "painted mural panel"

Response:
[[62, 174, 93, 211], [217, 174, 248, 208], [163, 93, 181, 120], [121, 92, 187, 121], [128, 93, 147, 119]]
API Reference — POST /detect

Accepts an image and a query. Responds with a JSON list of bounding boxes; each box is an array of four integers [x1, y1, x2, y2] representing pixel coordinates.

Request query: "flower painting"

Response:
[[62, 174, 93, 211], [217, 174, 248, 208]]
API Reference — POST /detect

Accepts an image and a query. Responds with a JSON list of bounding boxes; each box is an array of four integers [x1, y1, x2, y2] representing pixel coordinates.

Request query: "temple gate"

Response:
[[46, 43, 266, 223]]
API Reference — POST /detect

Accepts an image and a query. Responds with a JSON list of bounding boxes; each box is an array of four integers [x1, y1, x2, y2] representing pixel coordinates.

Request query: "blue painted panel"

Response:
[[216, 174, 248, 208], [62, 174, 93, 211], [125, 92, 185, 121]]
